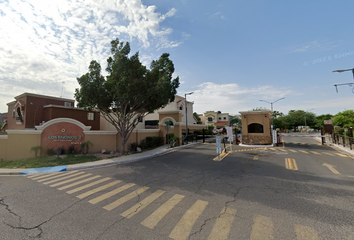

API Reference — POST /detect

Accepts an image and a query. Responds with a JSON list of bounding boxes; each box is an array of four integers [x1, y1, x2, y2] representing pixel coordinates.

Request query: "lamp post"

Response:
[[333, 68, 354, 92], [304, 108, 314, 132], [185, 92, 194, 143], [259, 97, 285, 146]]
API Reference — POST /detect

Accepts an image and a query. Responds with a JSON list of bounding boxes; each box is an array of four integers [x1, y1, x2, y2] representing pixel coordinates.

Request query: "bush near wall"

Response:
[[140, 136, 163, 150]]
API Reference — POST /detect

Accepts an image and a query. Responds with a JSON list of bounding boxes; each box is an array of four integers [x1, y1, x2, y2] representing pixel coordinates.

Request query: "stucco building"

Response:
[[202, 111, 231, 129], [3, 93, 100, 130]]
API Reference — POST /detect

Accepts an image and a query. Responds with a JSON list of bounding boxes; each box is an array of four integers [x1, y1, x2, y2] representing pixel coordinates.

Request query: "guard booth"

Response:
[[239, 111, 272, 145]]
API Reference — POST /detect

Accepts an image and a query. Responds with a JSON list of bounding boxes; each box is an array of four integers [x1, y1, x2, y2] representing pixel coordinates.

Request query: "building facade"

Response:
[[3, 93, 100, 130], [203, 111, 231, 129]]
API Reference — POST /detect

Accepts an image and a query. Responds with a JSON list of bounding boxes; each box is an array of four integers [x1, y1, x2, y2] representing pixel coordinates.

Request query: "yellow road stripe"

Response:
[[66, 177, 110, 194], [295, 224, 319, 240], [323, 152, 335, 156], [29, 172, 62, 180], [253, 156, 259, 160], [141, 194, 185, 229], [288, 149, 297, 153], [37, 171, 79, 182], [103, 186, 149, 211], [169, 200, 209, 240], [250, 214, 274, 240], [120, 190, 166, 218], [334, 153, 347, 157], [89, 183, 136, 204], [76, 180, 122, 199], [42, 172, 85, 185], [285, 158, 298, 170], [208, 207, 236, 240], [58, 175, 101, 190], [309, 151, 321, 155], [49, 173, 93, 187]]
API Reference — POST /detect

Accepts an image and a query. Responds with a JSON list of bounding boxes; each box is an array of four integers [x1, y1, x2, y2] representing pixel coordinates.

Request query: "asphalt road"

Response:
[[1, 135, 354, 240]]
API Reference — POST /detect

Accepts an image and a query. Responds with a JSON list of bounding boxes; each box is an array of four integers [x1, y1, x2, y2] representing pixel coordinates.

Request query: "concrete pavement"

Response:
[[2, 136, 353, 175]]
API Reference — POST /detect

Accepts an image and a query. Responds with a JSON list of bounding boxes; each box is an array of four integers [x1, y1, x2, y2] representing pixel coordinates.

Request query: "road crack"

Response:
[[0, 196, 85, 238]]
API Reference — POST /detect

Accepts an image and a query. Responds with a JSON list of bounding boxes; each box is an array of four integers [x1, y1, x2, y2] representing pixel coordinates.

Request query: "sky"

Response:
[[1, 0, 354, 117]]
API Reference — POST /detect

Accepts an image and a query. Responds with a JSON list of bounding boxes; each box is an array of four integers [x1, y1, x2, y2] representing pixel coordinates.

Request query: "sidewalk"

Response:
[[0, 141, 206, 176]]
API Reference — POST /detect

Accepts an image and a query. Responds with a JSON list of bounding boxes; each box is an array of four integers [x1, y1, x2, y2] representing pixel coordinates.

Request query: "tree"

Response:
[[75, 39, 179, 152], [333, 110, 354, 128], [229, 115, 241, 128], [193, 112, 202, 124], [315, 114, 333, 129], [282, 110, 316, 131]]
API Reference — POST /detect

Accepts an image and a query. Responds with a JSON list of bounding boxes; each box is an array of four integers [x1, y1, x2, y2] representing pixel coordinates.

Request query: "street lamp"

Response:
[[259, 97, 285, 146], [304, 108, 314, 132], [333, 68, 354, 92], [185, 92, 194, 144]]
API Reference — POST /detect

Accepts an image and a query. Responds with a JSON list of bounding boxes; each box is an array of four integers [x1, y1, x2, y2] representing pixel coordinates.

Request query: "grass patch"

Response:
[[0, 155, 102, 169]]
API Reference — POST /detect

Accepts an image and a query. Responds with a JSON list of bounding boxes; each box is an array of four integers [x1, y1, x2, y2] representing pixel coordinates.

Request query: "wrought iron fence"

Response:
[[331, 133, 354, 150]]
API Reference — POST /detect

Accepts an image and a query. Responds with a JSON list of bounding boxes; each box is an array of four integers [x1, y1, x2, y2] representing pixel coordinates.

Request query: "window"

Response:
[[208, 117, 213, 122], [224, 117, 226, 120], [219, 117, 221, 120], [87, 112, 95, 120], [64, 102, 72, 107], [12, 110, 15, 118], [248, 123, 264, 133]]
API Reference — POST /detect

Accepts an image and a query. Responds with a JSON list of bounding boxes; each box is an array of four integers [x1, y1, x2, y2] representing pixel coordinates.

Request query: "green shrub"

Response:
[[30, 146, 42, 158], [67, 145, 76, 155], [131, 142, 138, 151], [81, 141, 93, 155], [47, 148, 55, 156], [57, 147, 65, 155], [140, 136, 163, 150]]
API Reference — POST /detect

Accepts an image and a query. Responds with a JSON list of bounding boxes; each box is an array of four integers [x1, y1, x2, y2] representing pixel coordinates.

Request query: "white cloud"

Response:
[[186, 82, 292, 115], [291, 40, 342, 53], [0, 0, 180, 113]]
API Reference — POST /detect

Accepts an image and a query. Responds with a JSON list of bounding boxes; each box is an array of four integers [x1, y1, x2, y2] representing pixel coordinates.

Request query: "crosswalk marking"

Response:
[[76, 180, 122, 199], [42, 172, 85, 185], [120, 190, 166, 218], [299, 150, 309, 154], [323, 152, 335, 156], [250, 214, 274, 240], [37, 171, 79, 182], [66, 177, 111, 194], [29, 172, 62, 180], [309, 151, 321, 155], [141, 194, 185, 229], [58, 175, 101, 190], [103, 186, 150, 211], [207, 207, 236, 240], [253, 156, 259, 160], [295, 224, 319, 240], [49, 173, 93, 187], [28, 172, 57, 179], [89, 183, 136, 204], [169, 200, 208, 240], [278, 149, 287, 152], [288, 149, 297, 153]]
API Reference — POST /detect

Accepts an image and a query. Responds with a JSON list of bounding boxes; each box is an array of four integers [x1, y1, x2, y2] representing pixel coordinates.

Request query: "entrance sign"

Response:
[[41, 122, 85, 152]]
